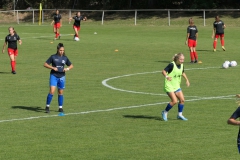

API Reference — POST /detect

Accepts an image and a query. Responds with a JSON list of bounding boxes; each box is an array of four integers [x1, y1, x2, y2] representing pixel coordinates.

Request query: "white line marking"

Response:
[[0, 94, 235, 123], [102, 67, 221, 97]]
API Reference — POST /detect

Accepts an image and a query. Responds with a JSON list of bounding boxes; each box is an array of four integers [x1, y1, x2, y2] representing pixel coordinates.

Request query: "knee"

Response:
[[179, 99, 185, 104]]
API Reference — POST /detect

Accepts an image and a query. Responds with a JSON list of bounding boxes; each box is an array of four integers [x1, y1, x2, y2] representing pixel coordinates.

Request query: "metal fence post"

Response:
[[102, 10, 104, 25]]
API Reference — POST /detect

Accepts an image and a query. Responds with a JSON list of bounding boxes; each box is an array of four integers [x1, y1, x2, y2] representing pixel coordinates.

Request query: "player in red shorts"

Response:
[[51, 9, 62, 40], [212, 15, 226, 52], [69, 11, 87, 41], [185, 18, 198, 63], [2, 26, 22, 74]]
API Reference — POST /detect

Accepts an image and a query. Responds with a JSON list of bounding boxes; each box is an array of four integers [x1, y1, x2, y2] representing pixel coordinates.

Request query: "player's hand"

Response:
[[185, 41, 187, 45], [186, 80, 190, 87], [166, 76, 172, 81], [53, 67, 58, 71]]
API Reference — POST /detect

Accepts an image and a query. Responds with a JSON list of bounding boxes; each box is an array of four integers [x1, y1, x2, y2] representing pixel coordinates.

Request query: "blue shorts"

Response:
[[166, 88, 182, 94], [49, 74, 65, 89]]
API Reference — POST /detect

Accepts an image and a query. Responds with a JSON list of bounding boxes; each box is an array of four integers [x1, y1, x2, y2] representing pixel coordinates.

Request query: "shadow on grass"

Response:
[[156, 60, 171, 63], [0, 72, 11, 74], [123, 115, 161, 121], [12, 106, 45, 112]]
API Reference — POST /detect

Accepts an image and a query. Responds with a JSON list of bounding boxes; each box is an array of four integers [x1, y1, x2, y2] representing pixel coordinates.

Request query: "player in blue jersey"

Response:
[[227, 94, 240, 153], [212, 15, 226, 52], [69, 11, 87, 41], [44, 43, 73, 113], [51, 9, 62, 40], [2, 26, 22, 74]]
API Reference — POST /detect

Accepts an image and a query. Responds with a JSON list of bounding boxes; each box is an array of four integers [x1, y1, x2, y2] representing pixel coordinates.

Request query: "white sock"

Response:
[[178, 112, 183, 116], [59, 106, 62, 108]]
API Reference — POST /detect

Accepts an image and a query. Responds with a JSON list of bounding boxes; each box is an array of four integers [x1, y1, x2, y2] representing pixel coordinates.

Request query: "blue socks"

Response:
[[46, 93, 53, 106], [178, 103, 184, 112], [58, 95, 63, 107], [165, 103, 173, 112]]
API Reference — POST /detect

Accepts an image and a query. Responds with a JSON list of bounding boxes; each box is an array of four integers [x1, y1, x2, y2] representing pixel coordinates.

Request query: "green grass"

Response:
[[0, 18, 240, 159]]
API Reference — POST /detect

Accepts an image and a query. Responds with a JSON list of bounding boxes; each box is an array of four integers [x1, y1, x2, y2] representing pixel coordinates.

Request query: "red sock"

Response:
[[11, 61, 15, 71], [221, 39, 224, 46], [194, 52, 198, 60], [75, 34, 79, 37], [55, 33, 58, 38], [213, 41, 217, 49], [190, 52, 194, 61]]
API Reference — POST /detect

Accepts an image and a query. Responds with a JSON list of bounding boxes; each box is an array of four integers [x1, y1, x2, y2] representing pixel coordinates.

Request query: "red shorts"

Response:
[[8, 48, 18, 56], [188, 39, 197, 47], [215, 34, 224, 38], [54, 22, 61, 29], [73, 25, 80, 31]]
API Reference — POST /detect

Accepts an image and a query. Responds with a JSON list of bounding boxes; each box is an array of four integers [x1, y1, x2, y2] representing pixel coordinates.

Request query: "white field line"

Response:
[[0, 94, 235, 123], [102, 67, 221, 97]]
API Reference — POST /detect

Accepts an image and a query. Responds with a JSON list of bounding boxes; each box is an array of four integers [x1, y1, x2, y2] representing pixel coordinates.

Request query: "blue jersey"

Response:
[[45, 54, 72, 78], [229, 107, 240, 147]]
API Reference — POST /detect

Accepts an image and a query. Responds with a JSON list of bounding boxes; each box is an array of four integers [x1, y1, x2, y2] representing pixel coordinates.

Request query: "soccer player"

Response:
[[161, 53, 190, 121], [227, 94, 240, 153], [185, 18, 198, 63], [212, 15, 226, 52], [69, 11, 87, 41], [51, 9, 62, 40], [44, 43, 73, 113], [2, 26, 22, 74]]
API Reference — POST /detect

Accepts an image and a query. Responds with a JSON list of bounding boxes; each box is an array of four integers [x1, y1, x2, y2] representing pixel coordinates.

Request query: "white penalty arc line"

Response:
[[102, 67, 220, 97], [0, 94, 235, 123]]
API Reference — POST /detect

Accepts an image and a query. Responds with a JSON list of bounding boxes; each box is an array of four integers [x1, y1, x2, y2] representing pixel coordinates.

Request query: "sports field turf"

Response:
[[0, 16, 240, 159]]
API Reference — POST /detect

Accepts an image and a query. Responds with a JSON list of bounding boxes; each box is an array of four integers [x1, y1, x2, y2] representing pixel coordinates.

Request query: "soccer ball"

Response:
[[224, 61, 230, 67], [222, 62, 229, 69], [230, 61, 237, 67]]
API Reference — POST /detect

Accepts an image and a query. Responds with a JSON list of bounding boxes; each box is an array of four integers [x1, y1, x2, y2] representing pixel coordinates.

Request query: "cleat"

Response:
[[11, 71, 16, 74], [190, 61, 194, 64], [58, 108, 64, 112], [58, 34, 61, 39], [194, 60, 198, 63], [222, 46, 226, 51], [45, 107, 50, 113], [161, 111, 168, 121], [54, 38, 57, 40], [213, 49, 216, 52], [177, 115, 188, 121]]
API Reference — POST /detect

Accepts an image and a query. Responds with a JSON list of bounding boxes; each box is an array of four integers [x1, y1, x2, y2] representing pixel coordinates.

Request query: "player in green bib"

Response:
[[161, 53, 190, 121]]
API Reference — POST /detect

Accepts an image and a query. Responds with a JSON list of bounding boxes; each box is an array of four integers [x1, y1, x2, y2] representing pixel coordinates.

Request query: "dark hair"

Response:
[[215, 15, 220, 21], [57, 43, 65, 56]]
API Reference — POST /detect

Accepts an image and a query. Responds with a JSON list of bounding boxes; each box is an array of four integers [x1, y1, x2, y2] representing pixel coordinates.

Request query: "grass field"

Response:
[[0, 17, 240, 159]]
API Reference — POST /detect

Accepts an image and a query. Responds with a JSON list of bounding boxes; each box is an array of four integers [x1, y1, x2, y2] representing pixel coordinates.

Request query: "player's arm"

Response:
[[83, 16, 87, 21], [227, 118, 240, 125], [18, 39, 22, 45], [60, 19, 62, 26], [44, 62, 58, 71], [51, 20, 54, 25], [223, 24, 226, 29], [2, 40, 7, 53], [212, 27, 216, 38], [64, 64, 73, 72], [182, 72, 190, 87], [185, 33, 189, 45]]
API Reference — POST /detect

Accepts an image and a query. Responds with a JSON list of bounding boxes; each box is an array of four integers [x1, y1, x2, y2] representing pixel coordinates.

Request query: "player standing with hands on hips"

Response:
[[212, 15, 226, 52], [185, 18, 198, 63], [44, 43, 73, 113], [69, 11, 87, 41], [161, 53, 190, 121], [51, 9, 62, 40], [2, 26, 22, 74]]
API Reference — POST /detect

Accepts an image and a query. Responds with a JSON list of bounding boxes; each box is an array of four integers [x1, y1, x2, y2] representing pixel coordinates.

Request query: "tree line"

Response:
[[1, 0, 240, 10]]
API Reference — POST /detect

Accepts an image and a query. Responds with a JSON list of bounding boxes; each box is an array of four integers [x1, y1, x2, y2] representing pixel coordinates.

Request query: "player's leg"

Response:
[[57, 76, 65, 112], [213, 35, 219, 52], [161, 92, 178, 121], [193, 41, 198, 63], [220, 34, 225, 51], [8, 49, 16, 74], [175, 90, 188, 120], [45, 75, 57, 113]]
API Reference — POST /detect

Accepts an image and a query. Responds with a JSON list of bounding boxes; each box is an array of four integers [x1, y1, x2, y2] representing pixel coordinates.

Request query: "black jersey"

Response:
[[53, 14, 62, 24], [229, 107, 240, 146], [45, 54, 72, 78], [73, 16, 84, 27], [5, 33, 20, 49], [164, 63, 184, 74], [213, 20, 224, 34], [187, 25, 198, 40]]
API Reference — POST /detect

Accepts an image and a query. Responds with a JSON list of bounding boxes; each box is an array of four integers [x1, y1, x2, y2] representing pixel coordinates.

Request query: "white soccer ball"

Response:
[[224, 61, 230, 67], [230, 61, 237, 67], [222, 62, 229, 69]]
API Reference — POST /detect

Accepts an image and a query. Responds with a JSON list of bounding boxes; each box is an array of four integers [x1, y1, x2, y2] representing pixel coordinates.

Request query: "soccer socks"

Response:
[[221, 39, 225, 47], [190, 52, 194, 62], [58, 95, 63, 108], [193, 52, 198, 61], [46, 93, 53, 106], [11, 61, 16, 71], [178, 103, 184, 116], [213, 40, 217, 49], [164, 103, 173, 113]]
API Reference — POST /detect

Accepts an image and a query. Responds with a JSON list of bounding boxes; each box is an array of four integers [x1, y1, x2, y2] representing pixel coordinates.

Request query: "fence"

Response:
[[1, 9, 240, 26]]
